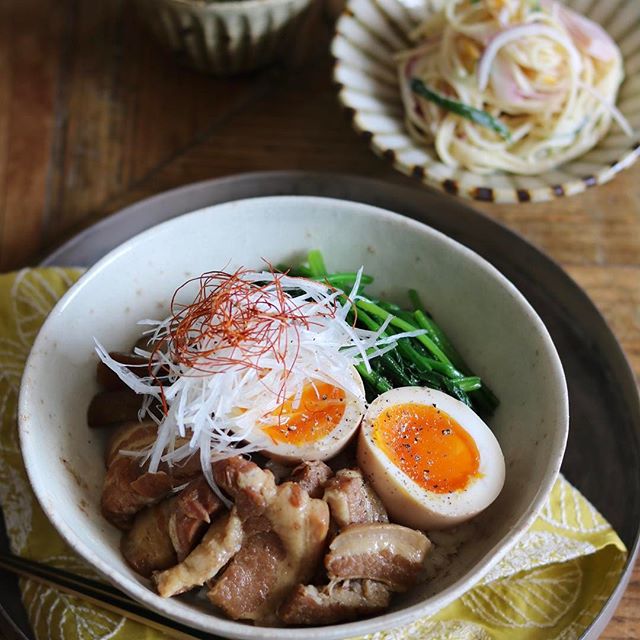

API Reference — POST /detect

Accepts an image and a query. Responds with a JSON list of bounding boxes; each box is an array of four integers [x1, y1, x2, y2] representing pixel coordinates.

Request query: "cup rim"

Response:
[[151, 0, 310, 13]]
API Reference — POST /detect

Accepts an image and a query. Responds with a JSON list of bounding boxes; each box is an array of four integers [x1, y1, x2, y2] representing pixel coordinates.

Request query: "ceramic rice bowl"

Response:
[[19, 196, 568, 639]]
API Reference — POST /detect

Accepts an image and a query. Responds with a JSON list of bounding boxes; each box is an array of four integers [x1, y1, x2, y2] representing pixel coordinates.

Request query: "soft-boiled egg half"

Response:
[[357, 386, 505, 529], [255, 366, 366, 464]]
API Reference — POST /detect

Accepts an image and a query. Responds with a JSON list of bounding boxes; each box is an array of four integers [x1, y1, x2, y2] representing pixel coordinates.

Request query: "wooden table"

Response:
[[1, 0, 638, 637]]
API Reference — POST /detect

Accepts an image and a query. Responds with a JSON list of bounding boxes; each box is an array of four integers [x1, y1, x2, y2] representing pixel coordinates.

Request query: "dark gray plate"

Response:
[[2, 171, 638, 639]]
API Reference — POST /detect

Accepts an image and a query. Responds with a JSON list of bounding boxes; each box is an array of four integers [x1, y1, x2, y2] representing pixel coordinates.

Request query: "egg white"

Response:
[[357, 386, 505, 529], [251, 366, 366, 464]]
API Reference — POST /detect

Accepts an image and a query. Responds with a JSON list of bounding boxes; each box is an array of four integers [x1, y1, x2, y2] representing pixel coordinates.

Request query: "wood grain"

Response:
[[0, 0, 66, 267], [0, 0, 638, 638]]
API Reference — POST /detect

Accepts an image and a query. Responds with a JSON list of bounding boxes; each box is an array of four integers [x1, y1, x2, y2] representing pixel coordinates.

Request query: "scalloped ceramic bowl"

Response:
[[135, 0, 312, 75], [19, 196, 568, 639], [332, 0, 640, 203]]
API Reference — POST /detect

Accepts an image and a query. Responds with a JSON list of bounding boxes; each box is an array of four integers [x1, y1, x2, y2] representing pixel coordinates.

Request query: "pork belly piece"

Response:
[[207, 460, 330, 624], [213, 456, 277, 519], [209, 483, 329, 624], [96, 352, 149, 391], [87, 390, 146, 428], [287, 460, 333, 498], [101, 421, 201, 530], [279, 580, 390, 625], [104, 421, 199, 477], [325, 523, 430, 591], [153, 457, 278, 599], [102, 459, 172, 530], [323, 468, 388, 529], [121, 498, 176, 576], [121, 476, 222, 576], [208, 529, 286, 620], [153, 508, 244, 597], [105, 420, 158, 468], [169, 476, 223, 561]]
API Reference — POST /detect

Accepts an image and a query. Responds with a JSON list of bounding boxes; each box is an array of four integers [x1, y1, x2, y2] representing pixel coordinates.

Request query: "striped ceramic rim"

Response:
[[166, 0, 306, 11], [331, 0, 640, 203]]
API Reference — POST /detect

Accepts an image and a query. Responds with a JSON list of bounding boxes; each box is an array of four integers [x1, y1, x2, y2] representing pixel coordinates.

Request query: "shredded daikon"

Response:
[[95, 268, 425, 485]]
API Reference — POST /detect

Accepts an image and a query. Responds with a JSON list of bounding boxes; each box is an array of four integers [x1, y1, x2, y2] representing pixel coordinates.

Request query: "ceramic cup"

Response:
[[135, 0, 313, 75]]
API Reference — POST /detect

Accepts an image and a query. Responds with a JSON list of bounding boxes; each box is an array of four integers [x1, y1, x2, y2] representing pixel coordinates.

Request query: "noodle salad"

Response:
[[397, 0, 633, 175]]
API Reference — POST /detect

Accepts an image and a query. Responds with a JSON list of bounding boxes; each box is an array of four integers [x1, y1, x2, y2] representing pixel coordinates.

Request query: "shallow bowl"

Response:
[[19, 196, 568, 639], [332, 0, 640, 203]]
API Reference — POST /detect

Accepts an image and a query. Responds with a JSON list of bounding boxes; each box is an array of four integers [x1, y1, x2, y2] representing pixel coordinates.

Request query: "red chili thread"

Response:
[[147, 267, 338, 416]]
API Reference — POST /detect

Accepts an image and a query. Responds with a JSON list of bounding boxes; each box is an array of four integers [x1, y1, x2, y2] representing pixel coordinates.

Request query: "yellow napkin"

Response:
[[0, 268, 627, 640]]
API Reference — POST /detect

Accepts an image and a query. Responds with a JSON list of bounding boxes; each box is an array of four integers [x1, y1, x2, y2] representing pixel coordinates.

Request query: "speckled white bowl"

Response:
[[19, 196, 568, 640]]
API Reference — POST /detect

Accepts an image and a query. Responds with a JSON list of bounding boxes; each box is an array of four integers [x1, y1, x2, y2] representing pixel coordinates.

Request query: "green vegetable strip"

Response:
[[307, 250, 328, 278], [354, 308, 476, 399], [355, 299, 451, 365], [390, 329, 463, 378], [457, 376, 482, 392], [353, 307, 434, 378], [276, 263, 313, 277], [356, 308, 425, 372], [356, 363, 392, 394], [323, 273, 374, 288], [277, 264, 373, 289], [350, 305, 381, 333], [408, 289, 428, 319], [413, 310, 465, 369], [349, 310, 416, 388], [371, 300, 416, 325], [411, 78, 511, 141], [374, 300, 404, 314], [409, 289, 498, 405], [394, 337, 433, 373], [410, 290, 468, 366], [411, 298, 499, 411], [349, 309, 414, 385], [379, 356, 418, 387]]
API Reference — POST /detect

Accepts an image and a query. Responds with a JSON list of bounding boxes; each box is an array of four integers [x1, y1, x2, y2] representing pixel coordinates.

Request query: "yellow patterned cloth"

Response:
[[0, 268, 628, 640]]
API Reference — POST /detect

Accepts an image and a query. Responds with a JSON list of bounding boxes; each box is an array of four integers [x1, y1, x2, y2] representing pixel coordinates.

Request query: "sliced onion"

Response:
[[490, 55, 525, 103], [542, 0, 618, 62], [477, 24, 582, 92], [490, 55, 563, 109]]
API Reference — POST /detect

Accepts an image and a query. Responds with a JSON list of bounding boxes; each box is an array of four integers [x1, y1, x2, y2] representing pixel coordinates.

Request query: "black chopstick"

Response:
[[0, 553, 219, 640]]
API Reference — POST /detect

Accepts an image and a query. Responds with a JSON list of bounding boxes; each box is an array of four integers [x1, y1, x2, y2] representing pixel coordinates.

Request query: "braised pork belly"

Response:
[[153, 509, 244, 597], [325, 523, 431, 591], [208, 459, 330, 624], [287, 460, 333, 498], [101, 421, 201, 530], [121, 476, 222, 576], [323, 468, 388, 530], [279, 580, 390, 625]]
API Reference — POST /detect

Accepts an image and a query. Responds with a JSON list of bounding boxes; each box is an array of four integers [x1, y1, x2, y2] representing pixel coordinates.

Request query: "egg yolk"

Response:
[[262, 381, 347, 446], [373, 402, 480, 493]]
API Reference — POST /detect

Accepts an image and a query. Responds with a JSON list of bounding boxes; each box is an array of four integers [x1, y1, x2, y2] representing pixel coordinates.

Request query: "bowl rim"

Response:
[[151, 0, 311, 14], [331, 0, 640, 204], [18, 195, 569, 639]]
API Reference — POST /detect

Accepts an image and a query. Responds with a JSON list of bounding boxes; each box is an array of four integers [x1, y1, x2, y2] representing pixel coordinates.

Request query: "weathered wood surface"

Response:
[[0, 0, 638, 637]]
